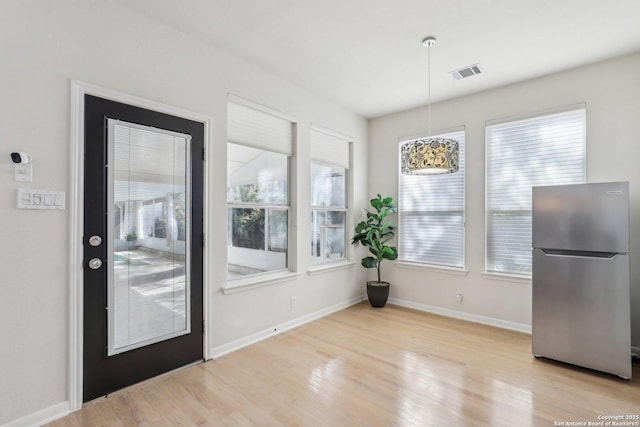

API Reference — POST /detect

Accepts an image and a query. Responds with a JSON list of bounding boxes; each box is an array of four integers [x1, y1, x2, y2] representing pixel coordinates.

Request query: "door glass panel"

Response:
[[107, 119, 191, 356]]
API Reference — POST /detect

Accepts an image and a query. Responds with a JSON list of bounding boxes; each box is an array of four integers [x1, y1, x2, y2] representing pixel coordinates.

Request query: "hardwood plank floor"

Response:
[[49, 302, 640, 426]]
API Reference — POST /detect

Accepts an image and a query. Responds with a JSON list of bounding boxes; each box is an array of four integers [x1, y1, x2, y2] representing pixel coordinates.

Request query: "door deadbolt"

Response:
[[88, 235, 102, 247], [88, 258, 103, 270]]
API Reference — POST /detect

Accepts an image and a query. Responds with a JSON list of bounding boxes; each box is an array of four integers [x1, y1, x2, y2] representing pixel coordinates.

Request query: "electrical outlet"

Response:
[[290, 296, 296, 308], [456, 291, 463, 304]]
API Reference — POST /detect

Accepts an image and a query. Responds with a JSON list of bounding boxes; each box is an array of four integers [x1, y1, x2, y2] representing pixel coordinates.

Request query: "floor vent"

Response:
[[449, 64, 482, 80]]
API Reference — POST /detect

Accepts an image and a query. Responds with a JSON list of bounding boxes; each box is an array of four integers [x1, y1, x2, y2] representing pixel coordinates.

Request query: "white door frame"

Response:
[[69, 80, 212, 411]]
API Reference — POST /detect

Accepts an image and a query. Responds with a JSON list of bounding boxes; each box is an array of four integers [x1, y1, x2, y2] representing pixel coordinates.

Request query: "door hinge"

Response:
[[202, 147, 205, 160], [202, 319, 205, 334], [202, 232, 205, 248]]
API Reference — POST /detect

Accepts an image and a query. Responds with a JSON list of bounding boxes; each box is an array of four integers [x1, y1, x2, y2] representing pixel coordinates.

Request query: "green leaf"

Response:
[[361, 257, 377, 268], [370, 196, 382, 211], [351, 234, 365, 244], [351, 195, 399, 275], [366, 229, 375, 242], [354, 221, 368, 233], [382, 247, 398, 260]]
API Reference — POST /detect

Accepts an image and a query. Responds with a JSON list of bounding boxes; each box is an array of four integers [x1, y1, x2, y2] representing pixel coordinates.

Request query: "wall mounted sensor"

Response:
[[11, 152, 33, 165], [11, 152, 33, 182]]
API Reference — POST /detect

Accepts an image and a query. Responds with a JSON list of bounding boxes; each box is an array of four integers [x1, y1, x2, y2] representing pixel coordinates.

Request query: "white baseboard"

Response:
[[7, 299, 630, 426], [3, 401, 70, 427], [4, 297, 365, 426], [210, 295, 366, 358], [388, 297, 532, 335]]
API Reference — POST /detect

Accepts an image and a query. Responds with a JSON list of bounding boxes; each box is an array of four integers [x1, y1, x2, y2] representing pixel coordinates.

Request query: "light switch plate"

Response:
[[17, 188, 65, 210]]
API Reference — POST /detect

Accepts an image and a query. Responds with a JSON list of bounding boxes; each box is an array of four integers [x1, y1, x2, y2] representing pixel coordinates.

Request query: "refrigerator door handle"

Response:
[[538, 249, 620, 259]]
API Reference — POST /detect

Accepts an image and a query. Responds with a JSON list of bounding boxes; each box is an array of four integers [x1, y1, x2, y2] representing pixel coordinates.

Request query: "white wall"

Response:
[[369, 52, 640, 342], [0, 1, 368, 424]]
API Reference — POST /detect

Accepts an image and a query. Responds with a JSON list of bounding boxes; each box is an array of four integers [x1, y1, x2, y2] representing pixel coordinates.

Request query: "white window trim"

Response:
[[483, 103, 587, 277], [397, 125, 466, 269], [226, 98, 297, 280], [226, 188, 292, 277], [395, 261, 468, 276], [309, 124, 353, 267], [228, 93, 297, 123], [227, 202, 291, 250], [223, 271, 300, 294], [310, 204, 349, 266], [484, 102, 586, 127], [308, 260, 356, 276], [311, 206, 350, 266], [310, 123, 353, 142], [481, 271, 532, 285]]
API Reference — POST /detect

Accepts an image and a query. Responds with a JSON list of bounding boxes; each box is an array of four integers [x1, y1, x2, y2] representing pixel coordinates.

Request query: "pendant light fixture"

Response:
[[401, 37, 459, 175]]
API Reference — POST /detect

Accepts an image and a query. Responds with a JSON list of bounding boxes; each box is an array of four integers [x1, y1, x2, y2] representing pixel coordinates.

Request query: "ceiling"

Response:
[[116, 0, 640, 118]]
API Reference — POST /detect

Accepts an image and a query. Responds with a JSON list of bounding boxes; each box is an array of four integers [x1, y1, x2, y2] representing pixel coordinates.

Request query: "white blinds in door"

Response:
[[485, 106, 586, 276], [398, 129, 465, 268]]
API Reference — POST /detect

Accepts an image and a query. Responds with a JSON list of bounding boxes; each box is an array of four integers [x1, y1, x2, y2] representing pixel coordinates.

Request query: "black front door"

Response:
[[83, 95, 204, 402]]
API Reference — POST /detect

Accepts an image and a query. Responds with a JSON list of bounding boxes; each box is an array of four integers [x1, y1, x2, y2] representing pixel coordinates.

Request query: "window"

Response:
[[485, 106, 586, 276], [311, 164, 347, 263], [310, 128, 350, 265], [398, 129, 466, 268], [227, 99, 294, 279]]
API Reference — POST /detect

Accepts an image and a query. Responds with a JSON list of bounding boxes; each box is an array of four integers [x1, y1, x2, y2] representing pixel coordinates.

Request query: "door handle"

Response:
[[538, 249, 617, 259], [88, 258, 103, 270]]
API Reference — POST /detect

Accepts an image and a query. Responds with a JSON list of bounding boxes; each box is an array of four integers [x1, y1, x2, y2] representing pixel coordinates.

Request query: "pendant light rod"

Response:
[[400, 36, 458, 176], [423, 36, 436, 138]]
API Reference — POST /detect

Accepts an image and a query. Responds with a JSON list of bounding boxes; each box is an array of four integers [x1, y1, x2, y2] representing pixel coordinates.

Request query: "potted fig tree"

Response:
[[125, 229, 138, 250], [351, 194, 398, 307]]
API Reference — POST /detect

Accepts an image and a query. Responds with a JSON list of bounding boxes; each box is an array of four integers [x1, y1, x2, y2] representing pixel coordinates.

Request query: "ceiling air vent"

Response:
[[449, 64, 482, 80]]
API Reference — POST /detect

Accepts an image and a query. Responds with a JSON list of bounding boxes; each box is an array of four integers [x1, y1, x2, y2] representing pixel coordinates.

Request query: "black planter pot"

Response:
[[366, 281, 390, 308]]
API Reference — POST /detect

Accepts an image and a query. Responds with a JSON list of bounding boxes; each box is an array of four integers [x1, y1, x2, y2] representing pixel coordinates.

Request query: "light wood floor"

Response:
[[49, 302, 640, 426]]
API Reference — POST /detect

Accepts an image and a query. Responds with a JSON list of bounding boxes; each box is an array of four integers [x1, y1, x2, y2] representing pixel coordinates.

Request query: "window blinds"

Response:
[[485, 106, 586, 275], [310, 128, 350, 169], [228, 101, 293, 155], [398, 129, 465, 268]]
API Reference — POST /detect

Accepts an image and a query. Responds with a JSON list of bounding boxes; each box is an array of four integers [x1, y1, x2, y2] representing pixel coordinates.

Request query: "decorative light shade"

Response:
[[401, 137, 459, 175], [400, 36, 460, 175]]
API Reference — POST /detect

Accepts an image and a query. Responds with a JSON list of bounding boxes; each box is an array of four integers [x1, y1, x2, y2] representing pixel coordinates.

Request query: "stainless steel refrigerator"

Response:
[[532, 181, 632, 378]]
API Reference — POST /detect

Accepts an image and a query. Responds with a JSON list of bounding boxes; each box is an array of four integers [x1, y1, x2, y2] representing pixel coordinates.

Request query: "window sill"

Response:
[[481, 271, 531, 284], [395, 261, 468, 276], [308, 261, 355, 276], [222, 271, 299, 295]]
